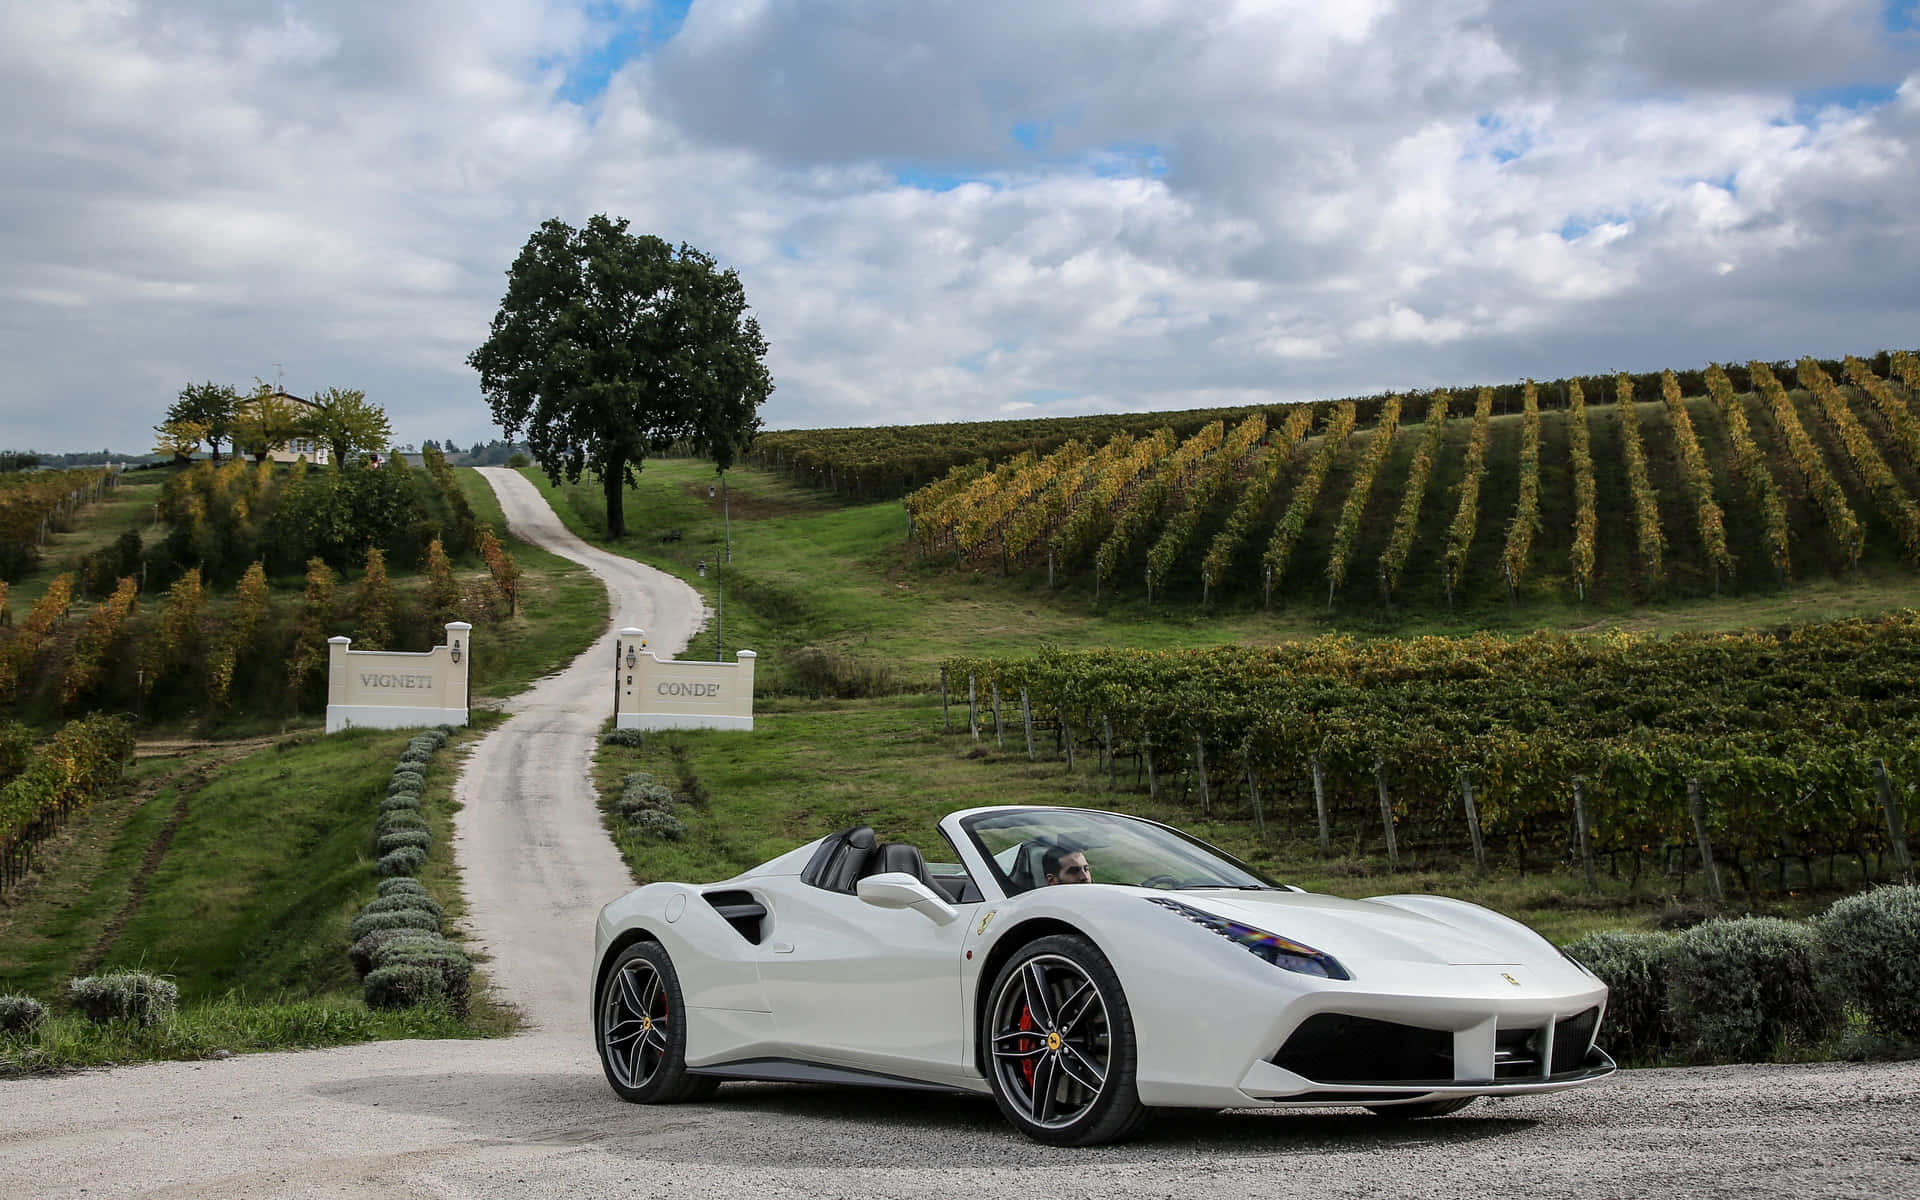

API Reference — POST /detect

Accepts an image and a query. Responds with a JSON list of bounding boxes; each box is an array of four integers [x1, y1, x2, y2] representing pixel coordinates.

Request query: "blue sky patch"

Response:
[[556, 0, 690, 104], [1888, 1, 1917, 34], [1791, 83, 1900, 124]]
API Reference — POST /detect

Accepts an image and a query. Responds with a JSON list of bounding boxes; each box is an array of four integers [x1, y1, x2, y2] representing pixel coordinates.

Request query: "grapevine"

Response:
[[1378, 392, 1450, 599], [1094, 422, 1227, 591], [1049, 430, 1176, 568], [1443, 388, 1495, 596], [1705, 365, 1791, 579], [1499, 382, 1542, 592], [1325, 396, 1401, 600], [1660, 370, 1734, 586], [1797, 357, 1920, 561], [1843, 356, 1920, 472], [1567, 381, 1597, 598], [1260, 401, 1357, 603], [1144, 414, 1267, 600], [0, 573, 74, 701], [60, 576, 138, 706], [1616, 374, 1665, 584], [1752, 361, 1863, 568], [1199, 405, 1317, 596]]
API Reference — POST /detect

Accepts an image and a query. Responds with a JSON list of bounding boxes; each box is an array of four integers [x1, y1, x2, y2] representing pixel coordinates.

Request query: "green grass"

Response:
[[5, 467, 173, 609], [591, 695, 1862, 946]]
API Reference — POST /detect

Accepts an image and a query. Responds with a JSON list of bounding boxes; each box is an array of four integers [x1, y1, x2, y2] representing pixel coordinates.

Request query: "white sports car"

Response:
[[592, 805, 1614, 1145]]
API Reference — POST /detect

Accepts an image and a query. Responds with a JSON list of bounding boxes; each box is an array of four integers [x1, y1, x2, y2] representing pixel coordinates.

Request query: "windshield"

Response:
[[960, 808, 1281, 895]]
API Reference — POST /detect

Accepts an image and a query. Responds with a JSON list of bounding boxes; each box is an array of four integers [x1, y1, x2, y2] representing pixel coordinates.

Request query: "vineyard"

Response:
[[0, 467, 117, 581], [899, 353, 1920, 610], [943, 612, 1920, 894]]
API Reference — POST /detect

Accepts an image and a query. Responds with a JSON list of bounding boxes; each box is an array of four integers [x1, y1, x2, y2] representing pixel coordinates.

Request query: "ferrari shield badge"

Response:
[[1502, 972, 1521, 987], [977, 910, 996, 935]]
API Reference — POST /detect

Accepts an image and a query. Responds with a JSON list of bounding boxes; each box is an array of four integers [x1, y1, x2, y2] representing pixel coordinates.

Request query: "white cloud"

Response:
[[0, 0, 1917, 452]]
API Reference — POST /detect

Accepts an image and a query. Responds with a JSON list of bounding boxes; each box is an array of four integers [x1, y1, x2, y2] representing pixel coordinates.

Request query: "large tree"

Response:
[[306, 387, 394, 468], [468, 215, 773, 538], [232, 384, 302, 463], [167, 381, 239, 461]]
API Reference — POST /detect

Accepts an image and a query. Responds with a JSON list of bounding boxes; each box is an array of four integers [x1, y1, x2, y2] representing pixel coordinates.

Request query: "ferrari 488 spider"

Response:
[[592, 805, 1613, 1144]]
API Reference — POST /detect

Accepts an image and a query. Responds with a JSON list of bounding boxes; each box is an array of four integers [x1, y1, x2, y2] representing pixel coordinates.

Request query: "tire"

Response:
[[595, 941, 720, 1103], [983, 933, 1148, 1146], [1366, 1097, 1477, 1119]]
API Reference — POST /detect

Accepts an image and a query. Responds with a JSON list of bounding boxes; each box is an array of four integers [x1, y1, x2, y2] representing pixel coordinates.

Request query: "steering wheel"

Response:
[[1140, 873, 1180, 889]]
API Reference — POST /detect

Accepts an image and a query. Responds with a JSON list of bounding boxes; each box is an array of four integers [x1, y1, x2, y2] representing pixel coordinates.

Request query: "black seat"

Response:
[[804, 826, 877, 893], [1004, 838, 1053, 894], [866, 842, 932, 888]]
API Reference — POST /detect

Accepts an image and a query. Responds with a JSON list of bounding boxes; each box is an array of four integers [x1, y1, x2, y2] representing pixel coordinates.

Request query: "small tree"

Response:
[[152, 417, 208, 465], [477, 525, 518, 617], [167, 382, 239, 462], [307, 388, 394, 469], [288, 557, 336, 709], [143, 568, 205, 696], [423, 538, 459, 640], [355, 547, 395, 650], [232, 385, 301, 464]]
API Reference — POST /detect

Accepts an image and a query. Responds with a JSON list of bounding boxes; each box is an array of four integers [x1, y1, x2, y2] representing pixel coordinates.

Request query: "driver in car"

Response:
[[1042, 846, 1093, 885]]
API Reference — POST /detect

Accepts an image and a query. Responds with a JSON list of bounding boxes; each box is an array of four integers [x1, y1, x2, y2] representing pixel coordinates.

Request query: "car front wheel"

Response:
[[595, 941, 718, 1103], [984, 933, 1148, 1146]]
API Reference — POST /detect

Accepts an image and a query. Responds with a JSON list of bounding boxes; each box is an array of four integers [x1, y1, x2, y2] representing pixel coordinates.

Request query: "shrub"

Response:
[[398, 746, 431, 766], [361, 893, 444, 922], [390, 764, 425, 785], [349, 907, 440, 941], [380, 793, 424, 813], [628, 808, 686, 841], [1666, 917, 1840, 1061], [67, 972, 179, 1027], [602, 727, 645, 747], [623, 771, 655, 787], [507, 451, 530, 468], [1563, 930, 1673, 1064], [0, 993, 47, 1034], [618, 781, 675, 815], [375, 941, 473, 1016], [376, 846, 427, 876], [415, 729, 450, 750], [364, 963, 448, 1009], [376, 829, 432, 856], [376, 877, 429, 899], [1818, 885, 1920, 1038], [348, 928, 443, 977], [784, 645, 897, 698], [377, 810, 429, 834], [387, 777, 424, 798]]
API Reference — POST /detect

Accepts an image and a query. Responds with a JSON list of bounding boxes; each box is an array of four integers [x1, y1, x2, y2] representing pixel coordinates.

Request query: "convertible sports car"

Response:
[[592, 805, 1614, 1145]]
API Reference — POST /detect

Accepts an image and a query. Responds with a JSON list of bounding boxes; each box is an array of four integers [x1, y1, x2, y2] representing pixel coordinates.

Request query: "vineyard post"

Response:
[[1061, 710, 1075, 771], [1102, 715, 1115, 788], [967, 675, 979, 742], [1687, 778, 1725, 904], [1373, 758, 1400, 871], [1872, 758, 1913, 883], [1263, 565, 1271, 609], [1503, 560, 1516, 605], [1243, 738, 1265, 835], [1457, 768, 1485, 872], [940, 667, 950, 732], [1194, 735, 1210, 817], [991, 682, 1004, 750], [1020, 688, 1036, 761], [1573, 776, 1598, 893], [1311, 755, 1330, 855], [1145, 731, 1158, 800], [1443, 559, 1453, 611], [1047, 552, 1054, 590]]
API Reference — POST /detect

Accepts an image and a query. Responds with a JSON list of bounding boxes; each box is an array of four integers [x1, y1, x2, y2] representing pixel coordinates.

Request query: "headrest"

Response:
[[873, 842, 926, 879], [846, 826, 876, 850]]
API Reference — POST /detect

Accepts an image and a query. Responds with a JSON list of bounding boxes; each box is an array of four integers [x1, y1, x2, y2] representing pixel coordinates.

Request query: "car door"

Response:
[[758, 881, 978, 1085]]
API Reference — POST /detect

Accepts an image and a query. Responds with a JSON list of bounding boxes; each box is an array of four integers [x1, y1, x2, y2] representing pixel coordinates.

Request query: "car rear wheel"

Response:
[[984, 933, 1147, 1146], [1366, 1097, 1477, 1118], [595, 941, 719, 1103]]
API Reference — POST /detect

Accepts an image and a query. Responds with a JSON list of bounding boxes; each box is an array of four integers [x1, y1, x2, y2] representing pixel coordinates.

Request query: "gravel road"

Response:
[[3, 470, 1916, 1198]]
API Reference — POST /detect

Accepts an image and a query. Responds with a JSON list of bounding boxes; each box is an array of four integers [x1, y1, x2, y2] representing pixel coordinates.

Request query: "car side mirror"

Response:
[[856, 872, 959, 926]]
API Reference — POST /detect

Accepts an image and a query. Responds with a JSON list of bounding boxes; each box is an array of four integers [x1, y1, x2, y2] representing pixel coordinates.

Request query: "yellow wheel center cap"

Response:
[[1045, 1031, 1062, 1051], [640, 1016, 653, 1032]]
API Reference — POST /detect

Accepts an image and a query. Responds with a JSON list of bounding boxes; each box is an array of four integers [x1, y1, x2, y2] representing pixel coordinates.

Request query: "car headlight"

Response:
[[1559, 946, 1598, 979], [1147, 897, 1352, 980]]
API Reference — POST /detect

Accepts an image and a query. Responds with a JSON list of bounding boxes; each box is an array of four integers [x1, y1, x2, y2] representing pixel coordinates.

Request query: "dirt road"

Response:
[[3, 470, 1916, 1198]]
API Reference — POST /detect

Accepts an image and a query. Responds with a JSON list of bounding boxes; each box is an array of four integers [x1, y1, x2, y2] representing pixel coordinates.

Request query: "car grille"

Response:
[[1273, 1006, 1605, 1086]]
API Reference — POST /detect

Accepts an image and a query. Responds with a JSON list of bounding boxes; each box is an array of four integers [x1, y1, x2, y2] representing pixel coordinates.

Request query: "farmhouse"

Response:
[[234, 389, 330, 465]]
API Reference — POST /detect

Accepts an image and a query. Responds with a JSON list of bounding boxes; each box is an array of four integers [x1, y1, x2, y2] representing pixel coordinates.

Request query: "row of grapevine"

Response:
[[1198, 406, 1317, 600], [0, 467, 115, 581], [1661, 370, 1735, 588], [904, 461, 988, 541], [1845, 355, 1920, 470], [1379, 392, 1450, 599], [1261, 401, 1357, 602], [913, 453, 1034, 556], [1325, 397, 1401, 601], [1892, 351, 1920, 393], [1049, 431, 1176, 567], [1003, 441, 1101, 564], [1754, 362, 1865, 567], [0, 714, 136, 890], [1443, 389, 1495, 600], [1144, 415, 1267, 600], [1567, 381, 1597, 599], [1704, 366, 1792, 579], [1093, 422, 1227, 590], [1500, 382, 1542, 592], [1797, 358, 1920, 562], [1616, 374, 1665, 582], [945, 612, 1920, 877]]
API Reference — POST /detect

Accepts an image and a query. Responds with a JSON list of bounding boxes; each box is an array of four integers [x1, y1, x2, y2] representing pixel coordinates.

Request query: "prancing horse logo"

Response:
[[977, 910, 996, 935], [1502, 972, 1521, 987]]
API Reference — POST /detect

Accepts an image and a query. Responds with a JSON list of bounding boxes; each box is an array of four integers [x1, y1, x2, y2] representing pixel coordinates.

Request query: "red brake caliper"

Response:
[[1018, 1005, 1038, 1088]]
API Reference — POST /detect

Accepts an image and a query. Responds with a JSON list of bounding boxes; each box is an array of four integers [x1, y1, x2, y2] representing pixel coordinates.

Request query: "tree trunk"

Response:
[[602, 459, 627, 538]]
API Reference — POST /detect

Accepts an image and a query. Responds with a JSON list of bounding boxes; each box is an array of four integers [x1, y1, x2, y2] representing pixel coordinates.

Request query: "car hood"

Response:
[[1149, 889, 1537, 966]]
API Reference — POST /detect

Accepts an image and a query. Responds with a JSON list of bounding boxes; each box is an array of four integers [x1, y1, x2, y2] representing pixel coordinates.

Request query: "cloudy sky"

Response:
[[4, 1, 1918, 453]]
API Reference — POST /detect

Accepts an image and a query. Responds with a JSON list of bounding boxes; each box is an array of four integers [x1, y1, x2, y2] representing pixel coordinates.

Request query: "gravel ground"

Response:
[[3, 469, 1916, 1198]]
